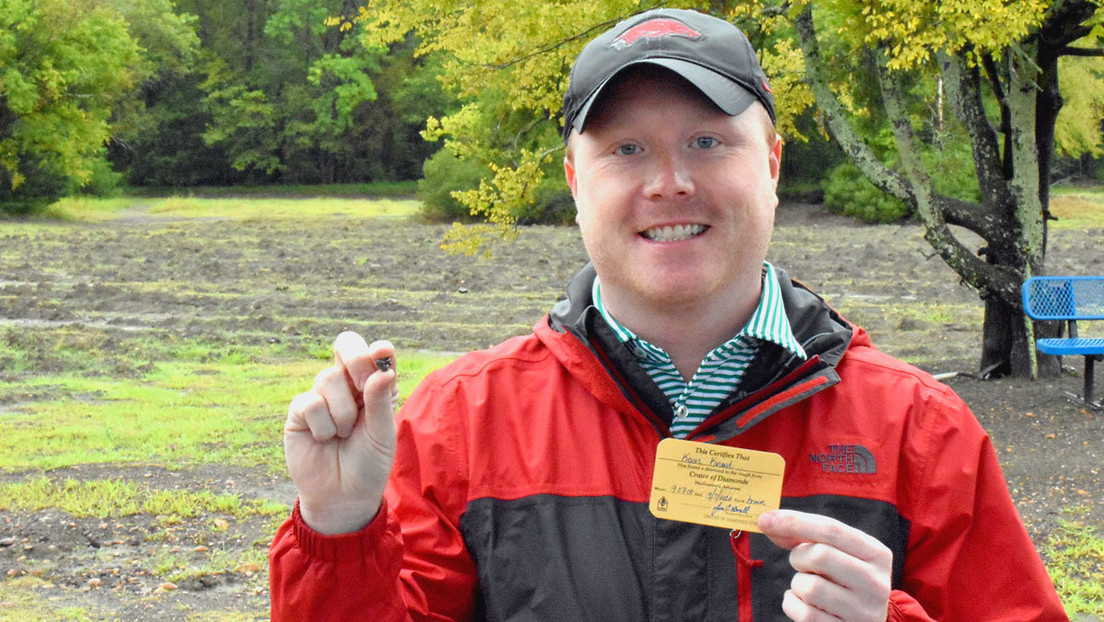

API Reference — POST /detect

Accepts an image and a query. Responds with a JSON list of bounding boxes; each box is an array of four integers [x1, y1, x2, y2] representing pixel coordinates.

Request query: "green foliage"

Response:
[[418, 148, 491, 222], [1044, 516, 1104, 617], [822, 162, 910, 223], [921, 131, 982, 203], [114, 71, 237, 187], [419, 146, 575, 229], [1056, 52, 1104, 158], [189, 0, 443, 186], [0, 0, 144, 212]]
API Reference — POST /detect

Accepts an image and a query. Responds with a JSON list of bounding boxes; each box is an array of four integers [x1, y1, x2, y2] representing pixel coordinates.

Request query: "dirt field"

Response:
[[0, 201, 1101, 620]]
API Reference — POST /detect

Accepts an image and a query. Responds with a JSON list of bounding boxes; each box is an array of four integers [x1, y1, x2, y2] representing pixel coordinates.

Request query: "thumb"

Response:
[[756, 510, 806, 550], [356, 342, 398, 451]]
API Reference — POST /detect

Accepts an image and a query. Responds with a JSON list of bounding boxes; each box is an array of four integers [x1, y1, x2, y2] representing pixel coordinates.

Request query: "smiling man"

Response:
[[270, 9, 1068, 621]]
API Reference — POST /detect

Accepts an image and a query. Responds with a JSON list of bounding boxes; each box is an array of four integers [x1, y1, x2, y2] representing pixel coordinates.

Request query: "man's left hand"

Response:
[[757, 509, 891, 622]]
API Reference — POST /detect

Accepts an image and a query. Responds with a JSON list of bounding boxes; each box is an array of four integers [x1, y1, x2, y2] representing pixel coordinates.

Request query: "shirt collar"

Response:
[[592, 261, 807, 363]]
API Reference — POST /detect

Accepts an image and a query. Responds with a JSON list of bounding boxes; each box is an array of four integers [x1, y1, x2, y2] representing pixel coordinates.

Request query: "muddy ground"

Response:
[[0, 202, 1101, 620]]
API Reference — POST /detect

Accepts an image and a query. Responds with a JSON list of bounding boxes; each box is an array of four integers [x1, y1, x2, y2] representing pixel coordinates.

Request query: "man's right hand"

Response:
[[284, 331, 398, 534]]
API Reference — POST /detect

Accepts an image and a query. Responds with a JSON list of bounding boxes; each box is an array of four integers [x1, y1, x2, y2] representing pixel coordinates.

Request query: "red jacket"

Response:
[[270, 265, 1067, 621]]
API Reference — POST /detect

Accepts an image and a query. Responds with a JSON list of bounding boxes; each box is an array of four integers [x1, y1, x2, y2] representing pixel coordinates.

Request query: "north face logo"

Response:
[[810, 444, 877, 474], [612, 18, 702, 50]]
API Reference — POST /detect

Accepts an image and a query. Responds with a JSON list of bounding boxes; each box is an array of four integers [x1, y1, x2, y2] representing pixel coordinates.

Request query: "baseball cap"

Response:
[[562, 8, 775, 141]]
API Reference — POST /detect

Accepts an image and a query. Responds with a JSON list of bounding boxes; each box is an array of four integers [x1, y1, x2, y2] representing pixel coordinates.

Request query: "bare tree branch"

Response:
[[792, 5, 913, 204], [1061, 46, 1104, 57]]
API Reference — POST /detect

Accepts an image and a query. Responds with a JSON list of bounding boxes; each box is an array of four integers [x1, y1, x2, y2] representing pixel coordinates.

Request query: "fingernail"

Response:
[[758, 512, 775, 529]]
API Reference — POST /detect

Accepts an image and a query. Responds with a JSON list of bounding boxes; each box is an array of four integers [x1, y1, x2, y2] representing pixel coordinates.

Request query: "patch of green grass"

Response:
[[40, 194, 422, 223], [132, 181, 417, 199], [1050, 185, 1104, 230], [0, 477, 141, 517], [0, 576, 95, 622], [35, 197, 138, 222], [157, 545, 268, 585], [145, 196, 421, 221], [892, 302, 976, 326], [0, 332, 454, 472], [0, 477, 286, 523], [1044, 515, 1104, 617]]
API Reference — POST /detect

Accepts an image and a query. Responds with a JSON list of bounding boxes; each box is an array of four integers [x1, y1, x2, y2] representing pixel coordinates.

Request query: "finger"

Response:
[[314, 366, 359, 438], [362, 340, 398, 425], [366, 339, 396, 377], [285, 392, 317, 432], [788, 569, 851, 618], [781, 589, 842, 622], [758, 510, 886, 561], [286, 391, 337, 442], [333, 331, 375, 392], [788, 541, 887, 592]]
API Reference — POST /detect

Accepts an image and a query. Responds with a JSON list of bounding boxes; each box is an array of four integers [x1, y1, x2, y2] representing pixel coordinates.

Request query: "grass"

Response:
[[4, 189, 1104, 619], [42, 195, 421, 223], [0, 577, 92, 622], [0, 333, 455, 472], [1044, 510, 1104, 618], [1050, 184, 1104, 230], [0, 477, 286, 524], [129, 181, 417, 199]]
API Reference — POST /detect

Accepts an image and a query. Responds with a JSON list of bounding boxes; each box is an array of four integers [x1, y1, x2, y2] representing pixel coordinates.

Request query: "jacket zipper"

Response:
[[730, 530, 763, 621]]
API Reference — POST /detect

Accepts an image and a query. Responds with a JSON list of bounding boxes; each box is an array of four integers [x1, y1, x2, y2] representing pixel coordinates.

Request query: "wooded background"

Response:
[[3, 0, 1104, 377]]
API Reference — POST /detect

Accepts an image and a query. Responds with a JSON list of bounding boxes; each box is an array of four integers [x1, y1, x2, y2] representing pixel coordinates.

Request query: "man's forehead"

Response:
[[584, 66, 729, 123]]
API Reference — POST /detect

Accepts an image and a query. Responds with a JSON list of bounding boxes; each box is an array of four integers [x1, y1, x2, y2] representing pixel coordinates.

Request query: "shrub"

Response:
[[821, 162, 911, 223], [517, 176, 575, 225], [0, 158, 68, 216], [74, 157, 124, 198], [419, 148, 577, 225], [417, 149, 489, 222]]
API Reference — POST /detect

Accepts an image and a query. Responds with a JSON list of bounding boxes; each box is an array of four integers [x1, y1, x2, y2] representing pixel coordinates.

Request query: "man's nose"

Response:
[[643, 151, 694, 198]]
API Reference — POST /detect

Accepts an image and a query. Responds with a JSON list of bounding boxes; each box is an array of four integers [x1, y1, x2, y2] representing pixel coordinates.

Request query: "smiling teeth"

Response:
[[643, 224, 706, 242]]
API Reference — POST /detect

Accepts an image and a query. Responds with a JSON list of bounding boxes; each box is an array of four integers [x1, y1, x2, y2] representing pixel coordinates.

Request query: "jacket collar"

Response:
[[541, 262, 855, 438]]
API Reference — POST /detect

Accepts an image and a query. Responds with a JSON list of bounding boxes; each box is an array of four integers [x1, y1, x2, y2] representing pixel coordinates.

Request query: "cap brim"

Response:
[[571, 58, 757, 134]]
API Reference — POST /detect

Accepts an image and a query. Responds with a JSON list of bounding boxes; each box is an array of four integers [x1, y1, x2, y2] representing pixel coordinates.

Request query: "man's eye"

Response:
[[615, 144, 639, 156], [694, 136, 718, 149]]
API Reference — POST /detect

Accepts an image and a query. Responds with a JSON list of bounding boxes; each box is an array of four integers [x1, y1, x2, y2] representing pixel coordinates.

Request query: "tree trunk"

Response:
[[980, 296, 1014, 377]]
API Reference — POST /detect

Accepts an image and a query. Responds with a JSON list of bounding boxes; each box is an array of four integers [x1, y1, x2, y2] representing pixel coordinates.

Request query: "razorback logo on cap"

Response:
[[612, 18, 702, 50]]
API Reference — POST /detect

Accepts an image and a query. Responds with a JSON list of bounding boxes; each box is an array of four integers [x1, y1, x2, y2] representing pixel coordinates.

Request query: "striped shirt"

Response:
[[593, 262, 807, 438]]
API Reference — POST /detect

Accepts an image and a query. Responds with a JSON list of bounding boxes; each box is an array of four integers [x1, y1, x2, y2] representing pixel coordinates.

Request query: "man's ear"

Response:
[[768, 133, 782, 189], [564, 155, 578, 200]]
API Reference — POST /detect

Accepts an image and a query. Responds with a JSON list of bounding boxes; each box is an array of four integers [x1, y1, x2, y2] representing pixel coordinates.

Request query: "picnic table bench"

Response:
[[1022, 276, 1104, 409]]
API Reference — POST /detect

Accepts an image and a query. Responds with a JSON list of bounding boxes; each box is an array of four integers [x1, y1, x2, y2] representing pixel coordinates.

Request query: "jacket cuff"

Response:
[[291, 498, 391, 564], [887, 589, 937, 622]]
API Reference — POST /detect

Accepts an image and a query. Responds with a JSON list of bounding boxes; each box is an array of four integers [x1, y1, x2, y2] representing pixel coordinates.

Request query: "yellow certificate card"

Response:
[[649, 438, 785, 533]]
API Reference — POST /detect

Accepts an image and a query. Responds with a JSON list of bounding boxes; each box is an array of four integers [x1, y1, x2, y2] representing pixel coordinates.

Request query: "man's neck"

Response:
[[602, 282, 762, 381]]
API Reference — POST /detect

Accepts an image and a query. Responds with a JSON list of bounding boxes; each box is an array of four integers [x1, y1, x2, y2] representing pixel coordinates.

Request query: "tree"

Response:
[[0, 0, 143, 211], [340, 1, 813, 253], [787, 0, 1104, 377], [345, 0, 1104, 378], [196, 0, 442, 185], [1, 0, 199, 207]]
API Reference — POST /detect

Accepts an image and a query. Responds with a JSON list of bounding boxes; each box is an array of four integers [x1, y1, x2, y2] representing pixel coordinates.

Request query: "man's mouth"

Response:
[[641, 224, 707, 243]]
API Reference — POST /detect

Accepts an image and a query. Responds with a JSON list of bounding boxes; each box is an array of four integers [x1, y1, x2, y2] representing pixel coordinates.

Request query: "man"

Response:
[[270, 9, 1068, 621]]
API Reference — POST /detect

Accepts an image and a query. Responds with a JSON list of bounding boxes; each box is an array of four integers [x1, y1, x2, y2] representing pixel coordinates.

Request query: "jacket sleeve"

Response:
[[895, 389, 1068, 621], [268, 374, 480, 621], [269, 498, 410, 621]]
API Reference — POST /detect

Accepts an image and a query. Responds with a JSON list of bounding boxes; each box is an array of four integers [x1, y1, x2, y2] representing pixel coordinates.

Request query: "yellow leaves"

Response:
[[1056, 52, 1104, 157], [759, 38, 817, 141], [818, 0, 1049, 72], [323, 15, 354, 32], [442, 149, 550, 256]]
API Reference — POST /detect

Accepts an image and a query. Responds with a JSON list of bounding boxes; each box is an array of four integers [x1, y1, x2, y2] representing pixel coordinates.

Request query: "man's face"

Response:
[[564, 68, 782, 318]]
